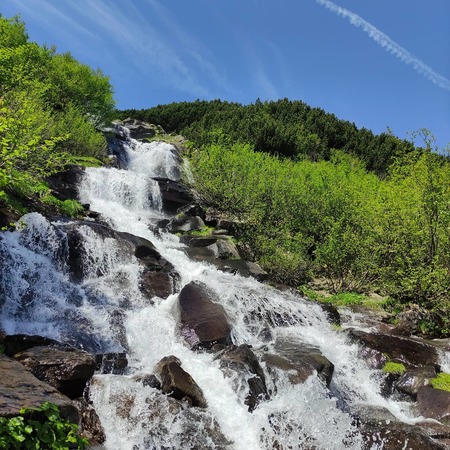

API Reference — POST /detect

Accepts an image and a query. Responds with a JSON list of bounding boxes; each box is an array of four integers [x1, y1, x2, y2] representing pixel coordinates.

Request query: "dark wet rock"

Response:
[[132, 373, 161, 390], [156, 356, 207, 408], [132, 391, 233, 449], [347, 329, 438, 368], [179, 235, 218, 247], [61, 220, 179, 300], [46, 165, 85, 202], [95, 352, 128, 375], [318, 302, 341, 326], [167, 214, 205, 233], [178, 281, 232, 350], [353, 405, 448, 450], [208, 239, 241, 260], [415, 421, 450, 449], [140, 269, 177, 300], [154, 178, 194, 212], [203, 210, 242, 234], [0, 354, 79, 423], [109, 309, 129, 351], [394, 365, 436, 398], [182, 236, 241, 260], [212, 259, 268, 281], [120, 118, 164, 140], [3, 334, 61, 357], [263, 337, 334, 387], [176, 203, 205, 219], [183, 245, 217, 261], [14, 346, 96, 399], [417, 386, 450, 423], [216, 344, 269, 412], [74, 397, 106, 445]]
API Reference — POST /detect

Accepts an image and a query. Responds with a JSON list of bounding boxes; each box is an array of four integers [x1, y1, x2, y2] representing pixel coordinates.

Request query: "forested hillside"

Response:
[[119, 99, 416, 175], [0, 15, 115, 221]]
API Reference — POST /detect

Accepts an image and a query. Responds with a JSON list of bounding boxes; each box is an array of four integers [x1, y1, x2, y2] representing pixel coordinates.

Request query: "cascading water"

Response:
[[0, 129, 435, 449]]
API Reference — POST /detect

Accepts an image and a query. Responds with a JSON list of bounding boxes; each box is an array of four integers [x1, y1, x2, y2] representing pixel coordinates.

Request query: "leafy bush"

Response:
[[0, 402, 88, 449]]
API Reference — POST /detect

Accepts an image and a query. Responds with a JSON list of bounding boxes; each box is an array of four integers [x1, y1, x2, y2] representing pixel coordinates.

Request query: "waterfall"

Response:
[[0, 130, 427, 449]]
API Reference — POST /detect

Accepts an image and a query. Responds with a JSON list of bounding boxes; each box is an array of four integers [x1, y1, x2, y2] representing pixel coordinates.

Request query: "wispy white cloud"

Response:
[[315, 0, 450, 91], [255, 68, 279, 100], [52, 0, 210, 97], [13, 0, 97, 41], [144, 0, 235, 95]]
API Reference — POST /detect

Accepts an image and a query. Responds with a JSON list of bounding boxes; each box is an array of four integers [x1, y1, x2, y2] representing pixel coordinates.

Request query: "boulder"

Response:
[[156, 356, 207, 408], [178, 281, 232, 350], [120, 118, 162, 140], [132, 373, 161, 390], [347, 329, 438, 368], [318, 302, 341, 326], [154, 178, 195, 212], [208, 239, 241, 260], [179, 235, 218, 247], [46, 165, 85, 202], [216, 344, 269, 412], [263, 337, 334, 387], [176, 203, 206, 219], [0, 354, 78, 423], [417, 386, 450, 423], [61, 220, 178, 300], [3, 334, 61, 357], [14, 346, 96, 399], [167, 214, 205, 233], [353, 404, 448, 450], [394, 365, 436, 398], [212, 259, 268, 281], [73, 397, 106, 445], [139, 269, 177, 300], [95, 352, 128, 375]]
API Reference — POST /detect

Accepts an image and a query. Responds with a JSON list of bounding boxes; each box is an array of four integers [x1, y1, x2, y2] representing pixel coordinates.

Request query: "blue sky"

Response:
[[2, 0, 449, 148]]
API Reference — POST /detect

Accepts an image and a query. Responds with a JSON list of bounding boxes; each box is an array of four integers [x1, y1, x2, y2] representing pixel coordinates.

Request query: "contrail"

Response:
[[315, 0, 450, 91]]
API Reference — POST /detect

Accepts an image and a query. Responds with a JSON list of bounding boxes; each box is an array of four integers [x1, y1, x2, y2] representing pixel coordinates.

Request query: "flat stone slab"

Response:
[[0, 354, 78, 423]]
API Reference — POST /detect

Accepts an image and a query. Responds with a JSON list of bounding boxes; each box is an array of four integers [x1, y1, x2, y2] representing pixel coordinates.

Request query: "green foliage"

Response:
[[42, 195, 84, 217], [49, 104, 107, 158], [0, 402, 88, 449], [430, 373, 450, 392], [0, 14, 114, 216], [186, 128, 450, 336], [382, 362, 406, 375]]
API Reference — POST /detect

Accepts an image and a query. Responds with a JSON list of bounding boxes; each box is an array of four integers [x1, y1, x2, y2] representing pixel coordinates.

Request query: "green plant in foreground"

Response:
[[0, 402, 88, 449], [382, 362, 406, 375], [430, 373, 450, 392]]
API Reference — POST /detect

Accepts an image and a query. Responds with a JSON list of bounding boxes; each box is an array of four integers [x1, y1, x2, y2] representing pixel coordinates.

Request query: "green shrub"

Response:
[[0, 402, 88, 449]]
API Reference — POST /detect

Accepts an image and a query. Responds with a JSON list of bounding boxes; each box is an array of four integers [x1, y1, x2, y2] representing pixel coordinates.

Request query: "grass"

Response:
[[431, 373, 450, 392], [67, 155, 104, 167], [299, 285, 387, 309], [382, 362, 406, 375], [187, 226, 215, 237], [42, 194, 84, 217]]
